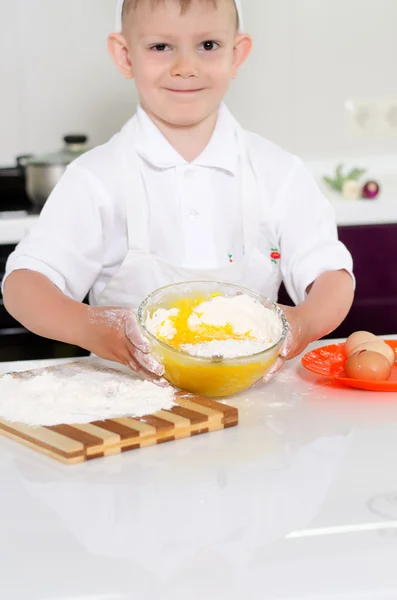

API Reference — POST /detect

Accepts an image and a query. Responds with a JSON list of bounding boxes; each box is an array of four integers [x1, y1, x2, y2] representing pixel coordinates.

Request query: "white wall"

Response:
[[0, 0, 138, 165], [1, 0, 397, 165], [228, 0, 397, 157]]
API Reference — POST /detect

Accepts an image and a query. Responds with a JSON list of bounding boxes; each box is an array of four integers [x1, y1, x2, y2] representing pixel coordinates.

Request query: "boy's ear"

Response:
[[232, 34, 253, 78], [108, 33, 134, 79]]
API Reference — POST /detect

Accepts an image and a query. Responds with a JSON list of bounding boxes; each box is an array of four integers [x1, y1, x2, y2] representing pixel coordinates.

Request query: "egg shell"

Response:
[[351, 340, 395, 366], [344, 331, 377, 356], [345, 350, 392, 381]]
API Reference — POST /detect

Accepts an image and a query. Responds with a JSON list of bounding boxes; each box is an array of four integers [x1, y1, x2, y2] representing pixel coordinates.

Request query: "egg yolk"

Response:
[[155, 294, 254, 349]]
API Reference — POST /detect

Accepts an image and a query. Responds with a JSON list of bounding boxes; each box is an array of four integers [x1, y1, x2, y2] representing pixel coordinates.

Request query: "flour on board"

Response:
[[0, 369, 174, 426]]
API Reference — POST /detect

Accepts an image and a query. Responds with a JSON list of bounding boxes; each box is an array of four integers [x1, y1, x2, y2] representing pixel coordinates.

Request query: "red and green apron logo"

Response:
[[270, 248, 281, 265]]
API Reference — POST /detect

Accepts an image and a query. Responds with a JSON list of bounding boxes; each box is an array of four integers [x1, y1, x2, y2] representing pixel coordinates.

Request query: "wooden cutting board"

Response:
[[0, 362, 238, 465]]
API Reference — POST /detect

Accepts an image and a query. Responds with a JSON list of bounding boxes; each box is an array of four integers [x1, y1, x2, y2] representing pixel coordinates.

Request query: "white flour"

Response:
[[188, 295, 281, 341], [181, 339, 273, 359], [0, 370, 175, 426], [146, 307, 178, 339], [146, 294, 282, 359]]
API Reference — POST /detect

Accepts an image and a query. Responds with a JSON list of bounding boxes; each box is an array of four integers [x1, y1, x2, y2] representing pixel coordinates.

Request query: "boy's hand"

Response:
[[278, 305, 315, 359], [263, 270, 355, 383], [264, 270, 354, 381], [263, 305, 314, 383], [82, 306, 164, 380]]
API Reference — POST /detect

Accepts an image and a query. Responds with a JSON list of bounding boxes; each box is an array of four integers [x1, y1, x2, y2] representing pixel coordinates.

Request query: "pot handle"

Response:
[[16, 154, 33, 169]]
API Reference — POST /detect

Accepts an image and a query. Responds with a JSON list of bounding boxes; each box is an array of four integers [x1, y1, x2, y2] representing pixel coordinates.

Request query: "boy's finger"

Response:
[[124, 310, 151, 352], [263, 356, 285, 383], [126, 356, 146, 378], [126, 357, 167, 385], [280, 329, 294, 358], [126, 339, 164, 376]]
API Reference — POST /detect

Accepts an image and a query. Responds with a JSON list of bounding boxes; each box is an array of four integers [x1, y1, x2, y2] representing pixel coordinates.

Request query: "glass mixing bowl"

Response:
[[137, 282, 288, 398]]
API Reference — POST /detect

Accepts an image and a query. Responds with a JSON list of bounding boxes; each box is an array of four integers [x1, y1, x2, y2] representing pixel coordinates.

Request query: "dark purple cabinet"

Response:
[[278, 223, 397, 339]]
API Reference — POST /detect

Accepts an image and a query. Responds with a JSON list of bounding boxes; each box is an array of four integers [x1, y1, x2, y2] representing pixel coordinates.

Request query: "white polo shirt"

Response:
[[4, 103, 353, 305]]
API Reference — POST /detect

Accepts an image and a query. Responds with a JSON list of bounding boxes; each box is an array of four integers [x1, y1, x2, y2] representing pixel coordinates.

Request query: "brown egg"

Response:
[[345, 331, 377, 356], [351, 340, 395, 366], [345, 350, 392, 381]]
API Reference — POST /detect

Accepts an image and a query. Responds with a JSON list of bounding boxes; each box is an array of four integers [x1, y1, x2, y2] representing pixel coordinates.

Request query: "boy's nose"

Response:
[[171, 53, 199, 79]]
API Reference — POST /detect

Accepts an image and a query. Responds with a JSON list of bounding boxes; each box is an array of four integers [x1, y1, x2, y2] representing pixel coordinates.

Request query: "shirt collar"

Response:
[[134, 103, 239, 175]]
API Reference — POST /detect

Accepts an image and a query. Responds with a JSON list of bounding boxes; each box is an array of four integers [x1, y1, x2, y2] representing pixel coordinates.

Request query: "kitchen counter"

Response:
[[0, 211, 38, 244], [307, 153, 397, 227], [1, 196, 396, 247], [1, 339, 397, 599], [1, 152, 397, 245]]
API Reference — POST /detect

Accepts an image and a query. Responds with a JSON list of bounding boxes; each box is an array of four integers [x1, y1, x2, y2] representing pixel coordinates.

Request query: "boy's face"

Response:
[[109, 0, 251, 127]]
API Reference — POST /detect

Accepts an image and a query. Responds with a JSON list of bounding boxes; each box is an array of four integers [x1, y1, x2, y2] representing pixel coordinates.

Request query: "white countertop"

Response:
[[1, 339, 397, 599], [0, 211, 38, 245], [1, 182, 396, 248], [308, 154, 397, 226], [0, 154, 396, 245]]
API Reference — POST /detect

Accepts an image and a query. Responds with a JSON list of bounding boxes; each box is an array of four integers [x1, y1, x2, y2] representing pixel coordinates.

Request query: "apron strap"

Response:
[[123, 113, 261, 256], [122, 118, 151, 254], [235, 124, 261, 252]]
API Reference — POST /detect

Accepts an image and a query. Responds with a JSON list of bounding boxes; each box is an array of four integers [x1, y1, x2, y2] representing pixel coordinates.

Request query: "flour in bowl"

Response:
[[181, 339, 273, 359], [0, 369, 174, 426], [188, 295, 281, 340], [145, 307, 178, 340], [146, 294, 283, 359]]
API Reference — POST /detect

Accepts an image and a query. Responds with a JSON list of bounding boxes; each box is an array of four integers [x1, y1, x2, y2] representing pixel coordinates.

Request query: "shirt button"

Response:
[[184, 168, 195, 179], [190, 211, 200, 221]]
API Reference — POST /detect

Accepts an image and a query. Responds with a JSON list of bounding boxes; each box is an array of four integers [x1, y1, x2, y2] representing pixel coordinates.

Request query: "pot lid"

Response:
[[28, 135, 89, 166]]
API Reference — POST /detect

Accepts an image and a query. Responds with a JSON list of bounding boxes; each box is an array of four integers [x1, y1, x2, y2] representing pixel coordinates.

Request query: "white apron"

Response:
[[98, 118, 282, 309]]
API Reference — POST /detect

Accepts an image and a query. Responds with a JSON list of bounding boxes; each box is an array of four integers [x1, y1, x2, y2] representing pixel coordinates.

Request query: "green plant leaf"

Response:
[[335, 163, 345, 184], [323, 176, 343, 191], [346, 167, 367, 181]]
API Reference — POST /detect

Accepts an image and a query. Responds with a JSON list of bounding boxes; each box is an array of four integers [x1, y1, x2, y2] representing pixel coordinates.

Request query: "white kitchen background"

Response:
[[0, 0, 397, 165]]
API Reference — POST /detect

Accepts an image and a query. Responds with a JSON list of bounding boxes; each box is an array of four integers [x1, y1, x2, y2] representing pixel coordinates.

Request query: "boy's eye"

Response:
[[200, 41, 219, 51], [150, 44, 170, 52]]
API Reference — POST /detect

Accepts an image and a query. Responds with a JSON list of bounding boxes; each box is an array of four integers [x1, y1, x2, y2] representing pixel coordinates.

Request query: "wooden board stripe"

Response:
[[49, 425, 104, 450], [91, 419, 140, 440], [114, 417, 160, 449], [187, 397, 238, 421], [155, 410, 191, 427], [157, 435, 176, 444], [168, 405, 208, 425], [113, 417, 156, 436], [121, 441, 141, 452], [139, 414, 175, 431], [0, 420, 84, 460], [74, 423, 120, 447], [191, 428, 209, 437], [176, 398, 223, 429]]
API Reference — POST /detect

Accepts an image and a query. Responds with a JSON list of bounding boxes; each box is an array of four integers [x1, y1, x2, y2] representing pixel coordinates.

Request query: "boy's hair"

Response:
[[122, 0, 239, 29]]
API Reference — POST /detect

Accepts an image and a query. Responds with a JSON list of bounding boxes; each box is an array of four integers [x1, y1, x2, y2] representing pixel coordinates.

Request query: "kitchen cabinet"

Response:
[[278, 223, 397, 338]]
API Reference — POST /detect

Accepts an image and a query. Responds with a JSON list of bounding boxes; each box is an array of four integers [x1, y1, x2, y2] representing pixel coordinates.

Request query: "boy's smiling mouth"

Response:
[[164, 88, 205, 94]]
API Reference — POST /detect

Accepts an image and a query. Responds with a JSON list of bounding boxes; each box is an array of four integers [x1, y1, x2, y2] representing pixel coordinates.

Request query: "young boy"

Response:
[[3, 0, 354, 381]]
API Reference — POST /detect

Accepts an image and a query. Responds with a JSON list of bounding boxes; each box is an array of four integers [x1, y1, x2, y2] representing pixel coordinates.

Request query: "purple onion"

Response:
[[362, 180, 380, 199]]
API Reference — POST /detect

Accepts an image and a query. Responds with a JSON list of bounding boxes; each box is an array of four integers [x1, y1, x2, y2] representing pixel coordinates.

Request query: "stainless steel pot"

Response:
[[19, 135, 89, 211]]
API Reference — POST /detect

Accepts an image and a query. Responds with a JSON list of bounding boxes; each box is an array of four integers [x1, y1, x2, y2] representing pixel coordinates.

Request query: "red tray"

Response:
[[301, 340, 397, 391]]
